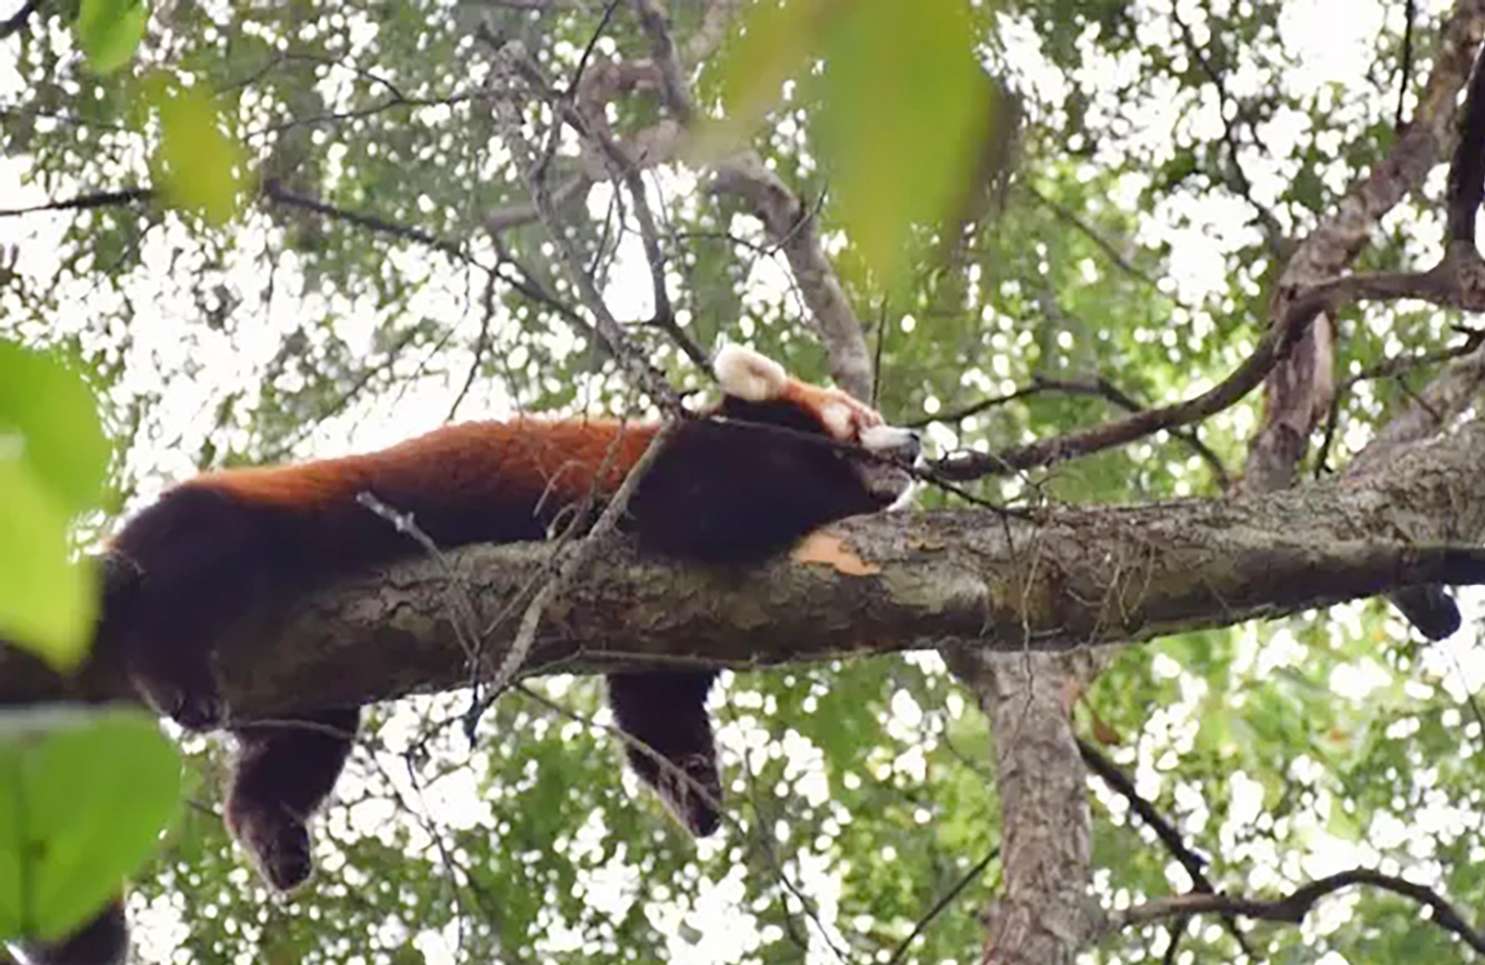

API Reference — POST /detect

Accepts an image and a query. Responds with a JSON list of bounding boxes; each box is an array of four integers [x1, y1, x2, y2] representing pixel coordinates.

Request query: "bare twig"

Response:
[[0, 0, 40, 39], [1398, 0, 1417, 129], [262, 178, 467, 261], [513, 680, 843, 954], [919, 374, 1230, 489], [1314, 330, 1485, 477], [487, 422, 678, 699], [0, 187, 154, 217], [1113, 868, 1485, 955], [1077, 739, 1255, 958], [483, 171, 592, 235], [885, 846, 1000, 965], [491, 42, 685, 413]]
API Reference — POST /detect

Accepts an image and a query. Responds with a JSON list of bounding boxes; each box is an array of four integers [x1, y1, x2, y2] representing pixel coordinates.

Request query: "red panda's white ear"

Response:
[[714, 345, 787, 402]]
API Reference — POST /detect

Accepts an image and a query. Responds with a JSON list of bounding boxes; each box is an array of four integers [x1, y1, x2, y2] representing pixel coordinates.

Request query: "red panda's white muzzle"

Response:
[[854, 424, 922, 508]]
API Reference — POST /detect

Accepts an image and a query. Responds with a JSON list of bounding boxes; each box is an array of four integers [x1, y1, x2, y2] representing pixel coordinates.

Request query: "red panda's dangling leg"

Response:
[[224, 706, 360, 892], [606, 671, 722, 836], [12, 894, 128, 965]]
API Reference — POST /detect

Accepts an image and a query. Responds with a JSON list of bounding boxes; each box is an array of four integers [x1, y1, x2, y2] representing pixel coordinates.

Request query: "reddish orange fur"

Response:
[[193, 417, 662, 518], [179, 415, 662, 546], [65, 366, 919, 965]]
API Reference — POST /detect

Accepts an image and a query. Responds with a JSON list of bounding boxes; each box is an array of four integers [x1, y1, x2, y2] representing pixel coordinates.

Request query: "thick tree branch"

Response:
[[950, 648, 1104, 965], [1345, 330, 1485, 636], [7, 411, 1485, 716], [1244, 0, 1485, 493]]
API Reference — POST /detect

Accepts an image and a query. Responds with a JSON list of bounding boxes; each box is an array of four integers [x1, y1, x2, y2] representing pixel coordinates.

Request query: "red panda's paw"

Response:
[[655, 752, 723, 837], [227, 805, 314, 893]]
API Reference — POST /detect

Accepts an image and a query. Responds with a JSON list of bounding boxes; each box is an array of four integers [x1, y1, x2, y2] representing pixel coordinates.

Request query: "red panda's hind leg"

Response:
[[607, 671, 723, 836], [225, 706, 360, 892], [11, 894, 128, 965]]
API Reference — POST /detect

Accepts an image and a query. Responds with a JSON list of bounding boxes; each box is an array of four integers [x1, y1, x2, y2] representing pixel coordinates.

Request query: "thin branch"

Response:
[[0, 187, 154, 217], [1018, 183, 1170, 298], [447, 269, 500, 421], [0, 0, 40, 39], [261, 178, 467, 261], [560, 44, 710, 370], [513, 680, 840, 954], [1398, 0, 1417, 130], [491, 41, 685, 413], [933, 280, 1334, 480], [1078, 740, 1210, 890], [567, 0, 626, 100], [1315, 329, 1485, 476], [1169, 5, 1285, 249], [920, 374, 1231, 489], [885, 846, 999, 965], [1114, 869, 1485, 955], [488, 421, 678, 700], [483, 171, 592, 234], [1078, 739, 1256, 958], [938, 242, 1485, 484]]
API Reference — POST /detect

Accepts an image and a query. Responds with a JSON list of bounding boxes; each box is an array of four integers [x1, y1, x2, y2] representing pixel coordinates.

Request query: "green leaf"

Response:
[[715, 0, 826, 138], [1326, 800, 1362, 842], [0, 462, 98, 669], [74, 0, 148, 75], [815, 0, 995, 286], [713, 0, 997, 286], [0, 342, 109, 515], [0, 342, 109, 667], [0, 706, 180, 943], [149, 77, 248, 226]]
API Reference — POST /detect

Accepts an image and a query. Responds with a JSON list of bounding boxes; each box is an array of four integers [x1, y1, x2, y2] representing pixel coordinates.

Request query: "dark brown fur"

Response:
[[30, 387, 902, 964]]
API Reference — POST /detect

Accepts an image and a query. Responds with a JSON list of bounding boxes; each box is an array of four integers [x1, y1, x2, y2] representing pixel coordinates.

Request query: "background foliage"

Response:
[[3, 0, 1482, 961]]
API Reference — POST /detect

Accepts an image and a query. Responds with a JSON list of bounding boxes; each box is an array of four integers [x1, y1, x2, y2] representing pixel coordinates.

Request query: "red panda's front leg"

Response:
[[606, 671, 723, 835], [226, 707, 361, 892]]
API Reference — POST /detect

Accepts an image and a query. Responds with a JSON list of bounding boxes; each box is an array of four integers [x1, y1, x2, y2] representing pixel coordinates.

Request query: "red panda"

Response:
[[21, 346, 919, 964]]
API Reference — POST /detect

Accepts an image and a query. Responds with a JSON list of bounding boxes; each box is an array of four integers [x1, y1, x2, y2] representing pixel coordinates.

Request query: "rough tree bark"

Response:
[[948, 647, 1106, 965], [1244, 0, 1485, 492], [1243, 0, 1485, 643], [5, 391, 1485, 720]]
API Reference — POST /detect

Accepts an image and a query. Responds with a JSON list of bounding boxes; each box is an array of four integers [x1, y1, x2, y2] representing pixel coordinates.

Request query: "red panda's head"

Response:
[[628, 346, 918, 560], [712, 345, 921, 508]]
